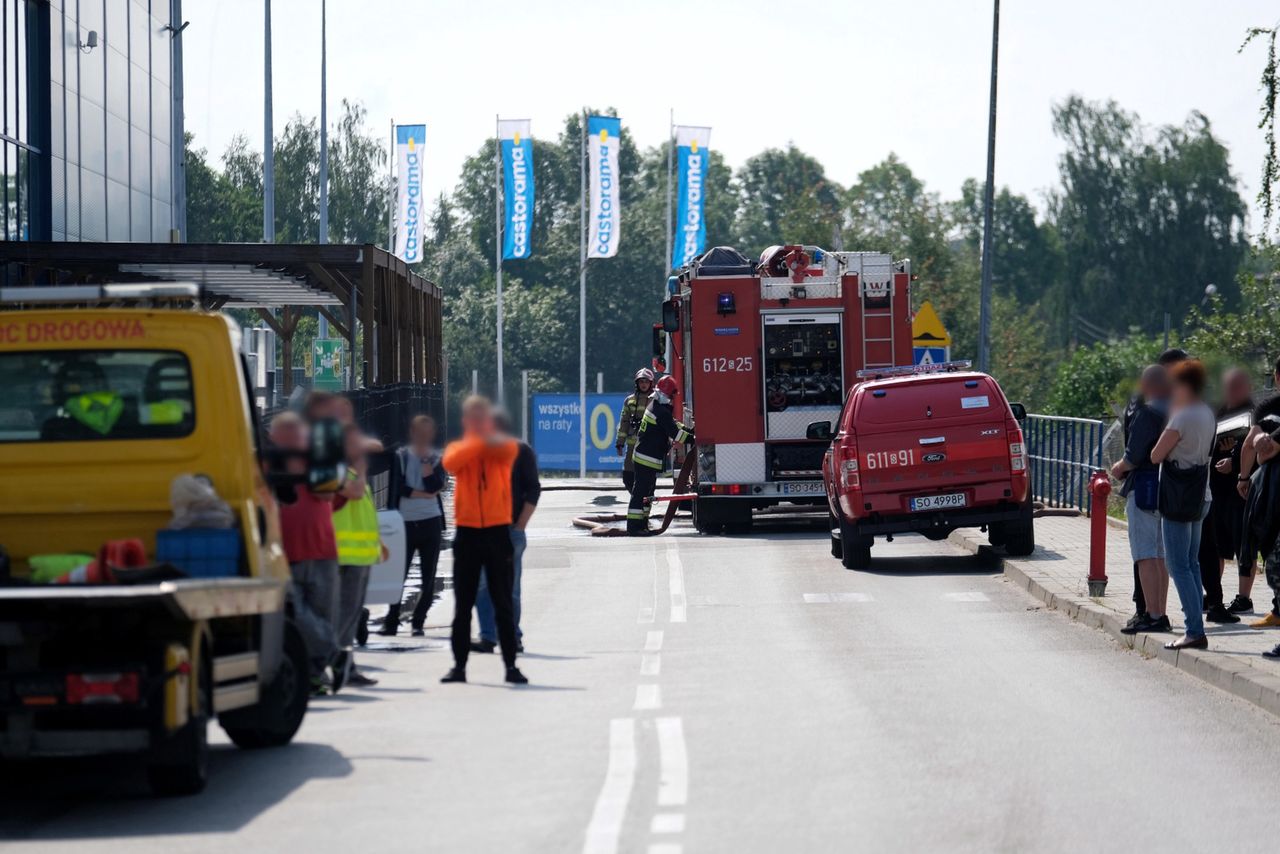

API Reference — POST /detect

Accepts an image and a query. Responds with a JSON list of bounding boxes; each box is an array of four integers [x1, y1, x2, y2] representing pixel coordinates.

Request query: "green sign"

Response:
[[313, 338, 344, 391]]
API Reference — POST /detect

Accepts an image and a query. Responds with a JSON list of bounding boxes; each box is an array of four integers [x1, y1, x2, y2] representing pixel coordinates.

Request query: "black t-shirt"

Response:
[[1209, 402, 1253, 498], [1253, 393, 1280, 430]]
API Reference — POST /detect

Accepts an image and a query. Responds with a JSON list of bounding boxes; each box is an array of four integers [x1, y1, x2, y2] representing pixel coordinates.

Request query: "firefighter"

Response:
[[627, 375, 693, 536], [615, 368, 655, 493]]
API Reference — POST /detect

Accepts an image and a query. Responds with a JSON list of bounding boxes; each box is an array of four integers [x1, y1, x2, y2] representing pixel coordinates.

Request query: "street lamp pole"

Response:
[[263, 0, 274, 244], [977, 0, 1000, 373]]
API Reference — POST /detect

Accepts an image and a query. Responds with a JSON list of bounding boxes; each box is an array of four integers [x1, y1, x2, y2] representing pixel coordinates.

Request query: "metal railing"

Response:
[[1023, 414, 1106, 510]]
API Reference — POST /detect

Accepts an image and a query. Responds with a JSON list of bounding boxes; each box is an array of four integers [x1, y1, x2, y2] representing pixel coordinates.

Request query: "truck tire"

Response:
[[838, 518, 873, 570], [221, 620, 309, 750], [829, 512, 842, 559], [147, 656, 211, 797], [1004, 501, 1036, 557]]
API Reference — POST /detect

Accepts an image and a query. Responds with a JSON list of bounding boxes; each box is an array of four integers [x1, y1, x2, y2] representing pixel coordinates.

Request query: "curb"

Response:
[[946, 530, 1280, 720]]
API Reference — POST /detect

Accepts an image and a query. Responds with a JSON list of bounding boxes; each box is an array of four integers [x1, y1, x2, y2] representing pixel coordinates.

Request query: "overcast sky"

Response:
[[185, 0, 1278, 232]]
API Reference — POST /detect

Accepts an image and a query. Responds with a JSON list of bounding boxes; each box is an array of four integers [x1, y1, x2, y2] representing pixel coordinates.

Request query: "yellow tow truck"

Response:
[[0, 284, 338, 795]]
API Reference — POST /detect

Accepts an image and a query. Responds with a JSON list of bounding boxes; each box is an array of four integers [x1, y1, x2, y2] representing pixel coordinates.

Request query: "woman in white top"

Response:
[[1150, 360, 1216, 650]]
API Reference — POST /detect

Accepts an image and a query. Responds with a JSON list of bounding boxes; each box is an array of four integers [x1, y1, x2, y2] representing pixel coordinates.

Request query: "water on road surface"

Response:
[[4, 490, 1280, 852]]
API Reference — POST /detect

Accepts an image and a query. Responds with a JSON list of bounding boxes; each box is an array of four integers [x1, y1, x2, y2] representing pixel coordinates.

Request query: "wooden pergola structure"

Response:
[[1, 242, 442, 394]]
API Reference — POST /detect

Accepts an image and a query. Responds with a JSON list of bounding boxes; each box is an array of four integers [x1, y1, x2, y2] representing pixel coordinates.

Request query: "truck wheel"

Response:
[[838, 518, 872, 570], [148, 657, 211, 797], [829, 512, 843, 559], [1004, 501, 1036, 557], [221, 620, 309, 750]]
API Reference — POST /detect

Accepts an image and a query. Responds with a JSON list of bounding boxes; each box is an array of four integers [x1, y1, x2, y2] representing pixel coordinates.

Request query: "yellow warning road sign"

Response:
[[912, 301, 951, 348]]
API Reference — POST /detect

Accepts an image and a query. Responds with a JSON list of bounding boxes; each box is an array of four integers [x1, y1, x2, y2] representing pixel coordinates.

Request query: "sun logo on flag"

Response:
[[690, 139, 699, 153], [513, 132, 521, 144], [408, 135, 416, 152], [599, 129, 609, 142]]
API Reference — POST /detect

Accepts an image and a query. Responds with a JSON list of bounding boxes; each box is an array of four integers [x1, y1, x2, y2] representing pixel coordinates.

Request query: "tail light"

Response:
[[1009, 428, 1027, 472], [838, 446, 860, 490], [66, 672, 140, 705]]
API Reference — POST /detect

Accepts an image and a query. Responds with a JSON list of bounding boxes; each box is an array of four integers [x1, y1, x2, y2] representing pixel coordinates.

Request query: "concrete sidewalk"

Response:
[[950, 513, 1280, 719]]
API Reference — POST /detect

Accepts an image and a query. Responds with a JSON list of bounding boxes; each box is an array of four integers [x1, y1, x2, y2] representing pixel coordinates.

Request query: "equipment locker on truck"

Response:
[[659, 245, 913, 534], [0, 284, 341, 796]]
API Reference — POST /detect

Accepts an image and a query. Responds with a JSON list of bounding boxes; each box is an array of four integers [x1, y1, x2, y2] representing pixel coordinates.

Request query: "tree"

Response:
[[1048, 97, 1248, 342], [844, 154, 951, 283], [1241, 26, 1278, 238], [1047, 335, 1164, 419], [735, 145, 843, 254], [952, 179, 1061, 305]]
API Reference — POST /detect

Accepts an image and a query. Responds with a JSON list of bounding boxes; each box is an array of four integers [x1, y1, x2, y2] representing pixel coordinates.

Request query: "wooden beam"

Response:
[[362, 247, 376, 386], [316, 306, 349, 340], [253, 307, 285, 336]]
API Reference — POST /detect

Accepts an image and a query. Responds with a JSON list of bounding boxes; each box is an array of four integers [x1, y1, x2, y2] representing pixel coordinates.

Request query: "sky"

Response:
[[185, 0, 1279, 232]]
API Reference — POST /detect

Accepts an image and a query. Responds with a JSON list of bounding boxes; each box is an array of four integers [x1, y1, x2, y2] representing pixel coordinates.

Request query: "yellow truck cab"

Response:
[[0, 284, 319, 796]]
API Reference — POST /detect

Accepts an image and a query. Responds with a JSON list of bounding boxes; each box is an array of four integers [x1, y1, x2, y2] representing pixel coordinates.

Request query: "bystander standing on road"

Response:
[[1150, 360, 1216, 651], [270, 411, 347, 692], [1199, 368, 1252, 624], [1242, 413, 1280, 645], [1232, 357, 1280, 613], [439, 396, 526, 685], [1112, 365, 1171, 635], [474, 409, 541, 654], [332, 423, 383, 688], [616, 368, 655, 493], [381, 415, 447, 637]]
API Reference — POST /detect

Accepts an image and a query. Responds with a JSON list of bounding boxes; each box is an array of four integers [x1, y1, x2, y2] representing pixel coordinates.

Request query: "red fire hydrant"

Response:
[[1087, 470, 1111, 597]]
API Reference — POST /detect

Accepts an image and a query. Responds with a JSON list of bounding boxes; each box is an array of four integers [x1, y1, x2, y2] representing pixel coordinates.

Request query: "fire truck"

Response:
[[659, 245, 913, 534]]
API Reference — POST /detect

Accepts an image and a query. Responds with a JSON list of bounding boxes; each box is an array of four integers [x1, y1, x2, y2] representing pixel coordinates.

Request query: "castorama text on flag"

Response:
[[672, 126, 711, 269], [499, 120, 534, 261], [587, 115, 622, 259], [394, 124, 426, 264]]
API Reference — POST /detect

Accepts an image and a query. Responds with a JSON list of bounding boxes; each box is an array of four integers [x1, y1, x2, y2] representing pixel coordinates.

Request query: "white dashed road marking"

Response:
[[651, 813, 686, 834], [656, 716, 688, 806], [803, 593, 833, 603], [634, 684, 662, 711], [583, 718, 637, 854], [804, 593, 873, 603], [668, 550, 686, 623], [647, 844, 683, 854], [645, 630, 664, 651], [943, 592, 989, 602], [640, 653, 661, 676], [835, 592, 873, 602]]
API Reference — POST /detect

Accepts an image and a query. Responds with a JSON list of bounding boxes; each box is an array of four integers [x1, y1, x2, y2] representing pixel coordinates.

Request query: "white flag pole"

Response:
[[495, 114, 505, 405], [664, 108, 673, 284], [579, 109, 588, 479], [387, 118, 395, 252]]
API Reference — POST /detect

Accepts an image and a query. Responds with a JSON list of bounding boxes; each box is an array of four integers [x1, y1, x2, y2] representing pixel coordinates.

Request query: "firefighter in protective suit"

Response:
[[615, 368, 655, 493], [627, 375, 693, 535]]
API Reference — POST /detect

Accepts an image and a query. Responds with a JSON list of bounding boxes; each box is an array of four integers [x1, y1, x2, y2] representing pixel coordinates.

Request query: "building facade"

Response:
[[2, 0, 181, 243]]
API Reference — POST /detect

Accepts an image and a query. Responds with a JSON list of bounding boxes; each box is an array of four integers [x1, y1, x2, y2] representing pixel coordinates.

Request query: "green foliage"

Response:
[[1184, 244, 1280, 376], [1241, 26, 1278, 237], [1047, 336, 1164, 419]]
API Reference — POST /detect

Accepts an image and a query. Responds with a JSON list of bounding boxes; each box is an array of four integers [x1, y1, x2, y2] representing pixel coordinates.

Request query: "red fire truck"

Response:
[[659, 245, 914, 533]]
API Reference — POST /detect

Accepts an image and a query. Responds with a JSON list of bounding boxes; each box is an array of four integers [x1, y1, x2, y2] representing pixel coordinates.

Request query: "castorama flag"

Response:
[[499, 119, 534, 261], [394, 124, 426, 263], [672, 126, 711, 269], [587, 115, 622, 259]]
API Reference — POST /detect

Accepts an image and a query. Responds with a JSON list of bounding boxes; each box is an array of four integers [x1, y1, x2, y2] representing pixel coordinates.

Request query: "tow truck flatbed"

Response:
[[0, 577, 287, 621]]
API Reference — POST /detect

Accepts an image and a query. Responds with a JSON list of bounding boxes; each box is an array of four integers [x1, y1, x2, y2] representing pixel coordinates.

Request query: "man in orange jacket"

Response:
[[440, 395, 528, 685]]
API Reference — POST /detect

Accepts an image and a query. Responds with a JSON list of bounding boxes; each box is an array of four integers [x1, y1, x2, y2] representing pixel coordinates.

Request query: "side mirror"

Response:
[[1009, 402, 1027, 422], [307, 417, 348, 493], [652, 326, 665, 359], [661, 300, 680, 333], [806, 420, 833, 441]]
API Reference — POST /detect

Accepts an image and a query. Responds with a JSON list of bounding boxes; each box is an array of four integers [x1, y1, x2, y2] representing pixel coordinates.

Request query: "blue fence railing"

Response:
[[1023, 414, 1106, 510]]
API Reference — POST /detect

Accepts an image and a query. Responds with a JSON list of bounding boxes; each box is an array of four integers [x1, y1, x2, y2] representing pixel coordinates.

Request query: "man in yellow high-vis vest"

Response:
[[333, 425, 386, 689]]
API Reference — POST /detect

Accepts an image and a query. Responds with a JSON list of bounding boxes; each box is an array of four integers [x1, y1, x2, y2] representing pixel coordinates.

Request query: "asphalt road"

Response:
[[4, 489, 1280, 852]]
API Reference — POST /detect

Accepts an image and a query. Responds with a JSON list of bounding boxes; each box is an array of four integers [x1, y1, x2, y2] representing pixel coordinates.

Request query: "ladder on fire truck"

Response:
[[849, 253, 898, 371]]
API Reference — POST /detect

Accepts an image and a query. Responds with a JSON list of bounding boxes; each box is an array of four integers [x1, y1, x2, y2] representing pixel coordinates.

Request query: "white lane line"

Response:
[[650, 813, 686, 834], [645, 630, 664, 651], [944, 591, 989, 602], [640, 653, 661, 676], [583, 718, 638, 854], [656, 716, 688, 806], [803, 593, 833, 603], [638, 606, 655, 623], [834, 592, 873, 603], [647, 845, 683, 854], [634, 684, 662, 711], [668, 549, 686, 623]]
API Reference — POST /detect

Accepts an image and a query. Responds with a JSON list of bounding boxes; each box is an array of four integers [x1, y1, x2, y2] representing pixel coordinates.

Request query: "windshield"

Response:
[[0, 349, 196, 443]]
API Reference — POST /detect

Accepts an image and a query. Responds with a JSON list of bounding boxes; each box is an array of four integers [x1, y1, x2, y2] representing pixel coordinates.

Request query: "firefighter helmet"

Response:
[[656, 375, 678, 397], [634, 368, 655, 385]]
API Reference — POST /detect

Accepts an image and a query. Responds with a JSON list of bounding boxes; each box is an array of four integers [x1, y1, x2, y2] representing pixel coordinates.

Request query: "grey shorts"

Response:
[[1126, 492, 1164, 562]]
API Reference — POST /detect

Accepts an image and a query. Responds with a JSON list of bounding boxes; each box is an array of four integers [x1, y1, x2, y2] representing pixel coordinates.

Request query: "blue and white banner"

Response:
[[672, 125, 711, 269], [499, 119, 534, 260], [587, 115, 622, 259], [394, 124, 426, 263], [531, 393, 628, 471]]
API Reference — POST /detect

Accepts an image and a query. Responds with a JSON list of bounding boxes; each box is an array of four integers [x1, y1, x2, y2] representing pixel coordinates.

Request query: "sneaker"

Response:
[[440, 668, 467, 684], [347, 670, 379, 687], [1149, 615, 1172, 632], [505, 667, 529, 685], [1121, 613, 1153, 635], [411, 627, 425, 637], [377, 622, 398, 637], [1228, 595, 1254, 613], [1263, 644, 1280, 659], [1206, 604, 1241, 624], [470, 639, 496, 653], [1250, 611, 1280, 628]]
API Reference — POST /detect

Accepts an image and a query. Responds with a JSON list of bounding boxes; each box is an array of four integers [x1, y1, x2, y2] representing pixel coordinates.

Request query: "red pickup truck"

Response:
[[818, 363, 1034, 569]]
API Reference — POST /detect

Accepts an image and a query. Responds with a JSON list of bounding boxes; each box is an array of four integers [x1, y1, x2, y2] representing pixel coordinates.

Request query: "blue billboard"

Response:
[[531, 393, 628, 471]]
